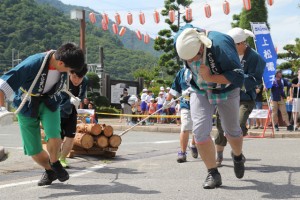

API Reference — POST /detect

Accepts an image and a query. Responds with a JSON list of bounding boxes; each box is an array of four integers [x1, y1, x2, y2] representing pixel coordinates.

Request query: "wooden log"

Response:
[[76, 124, 87, 133], [73, 132, 94, 149], [96, 135, 109, 148], [101, 124, 113, 137], [86, 124, 102, 135], [109, 135, 122, 148]]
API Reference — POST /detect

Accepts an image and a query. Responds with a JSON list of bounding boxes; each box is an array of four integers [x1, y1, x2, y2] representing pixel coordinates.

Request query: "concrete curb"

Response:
[[0, 146, 5, 161]]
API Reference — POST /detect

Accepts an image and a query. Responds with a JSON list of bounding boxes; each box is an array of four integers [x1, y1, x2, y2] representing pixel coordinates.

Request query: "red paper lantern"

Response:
[[127, 12, 133, 25], [102, 13, 109, 25], [153, 10, 160, 24], [243, 0, 251, 11], [136, 30, 142, 40], [267, 0, 274, 6], [89, 12, 96, 24], [139, 12, 145, 25], [112, 23, 118, 34], [101, 19, 108, 31], [223, 1, 230, 15], [169, 10, 175, 23], [144, 34, 150, 44], [115, 12, 121, 25], [204, 4, 212, 18], [119, 27, 126, 36], [185, 7, 192, 21]]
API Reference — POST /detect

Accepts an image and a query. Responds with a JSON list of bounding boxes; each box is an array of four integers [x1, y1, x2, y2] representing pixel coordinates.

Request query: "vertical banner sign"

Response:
[[251, 22, 277, 89]]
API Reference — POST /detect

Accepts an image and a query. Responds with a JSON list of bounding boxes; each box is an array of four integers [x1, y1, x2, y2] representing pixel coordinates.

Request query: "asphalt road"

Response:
[[0, 123, 300, 200]]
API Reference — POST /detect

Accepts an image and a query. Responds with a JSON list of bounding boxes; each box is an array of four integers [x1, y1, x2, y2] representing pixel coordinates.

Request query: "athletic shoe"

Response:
[[275, 125, 279, 131], [287, 125, 293, 131], [50, 160, 69, 182], [216, 157, 223, 167], [38, 169, 57, 186], [59, 158, 68, 168], [177, 151, 187, 163], [231, 152, 246, 179], [189, 145, 198, 158], [203, 169, 222, 189]]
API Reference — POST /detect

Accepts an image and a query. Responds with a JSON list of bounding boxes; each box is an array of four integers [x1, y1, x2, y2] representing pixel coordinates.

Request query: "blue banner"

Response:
[[251, 22, 277, 89]]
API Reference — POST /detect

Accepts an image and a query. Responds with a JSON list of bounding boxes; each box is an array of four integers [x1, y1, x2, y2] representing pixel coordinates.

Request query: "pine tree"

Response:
[[154, 0, 193, 76]]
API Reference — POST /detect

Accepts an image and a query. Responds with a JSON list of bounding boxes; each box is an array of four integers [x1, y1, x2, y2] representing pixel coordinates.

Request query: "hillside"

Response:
[[0, 0, 159, 80]]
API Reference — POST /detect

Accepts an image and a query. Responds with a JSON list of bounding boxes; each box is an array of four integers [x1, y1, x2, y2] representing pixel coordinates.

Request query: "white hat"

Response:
[[159, 91, 164, 95], [227, 27, 255, 44], [166, 87, 170, 90], [142, 88, 148, 92], [150, 97, 154, 101], [160, 86, 164, 90], [176, 28, 212, 60]]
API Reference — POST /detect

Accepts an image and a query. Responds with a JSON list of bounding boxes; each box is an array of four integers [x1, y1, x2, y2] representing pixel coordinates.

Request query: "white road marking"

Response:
[[0, 164, 106, 189]]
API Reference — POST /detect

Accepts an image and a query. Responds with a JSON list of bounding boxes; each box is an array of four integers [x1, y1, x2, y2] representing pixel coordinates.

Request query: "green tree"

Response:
[[86, 72, 100, 92], [277, 38, 300, 76], [154, 0, 193, 76], [231, 0, 269, 48], [133, 67, 159, 89]]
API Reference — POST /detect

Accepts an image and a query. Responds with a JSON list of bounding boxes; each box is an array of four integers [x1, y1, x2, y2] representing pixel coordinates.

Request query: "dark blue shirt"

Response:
[[271, 78, 291, 101]]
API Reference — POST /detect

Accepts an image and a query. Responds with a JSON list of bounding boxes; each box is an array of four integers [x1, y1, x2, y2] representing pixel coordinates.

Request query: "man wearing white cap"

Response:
[[215, 27, 266, 167], [174, 24, 245, 189]]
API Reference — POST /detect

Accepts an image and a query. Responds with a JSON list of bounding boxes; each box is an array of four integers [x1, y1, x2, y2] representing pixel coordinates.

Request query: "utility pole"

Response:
[[70, 9, 85, 53], [99, 47, 105, 96]]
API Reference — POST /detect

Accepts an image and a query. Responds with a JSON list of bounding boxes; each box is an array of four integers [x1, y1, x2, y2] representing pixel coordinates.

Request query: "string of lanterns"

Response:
[[88, 0, 274, 44]]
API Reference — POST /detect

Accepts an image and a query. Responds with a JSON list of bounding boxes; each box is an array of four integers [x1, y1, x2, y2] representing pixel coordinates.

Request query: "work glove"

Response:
[[70, 97, 81, 109], [0, 107, 14, 126], [163, 100, 171, 109]]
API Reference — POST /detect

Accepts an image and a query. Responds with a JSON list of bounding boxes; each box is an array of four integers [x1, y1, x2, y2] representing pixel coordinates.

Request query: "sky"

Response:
[[60, 0, 300, 53]]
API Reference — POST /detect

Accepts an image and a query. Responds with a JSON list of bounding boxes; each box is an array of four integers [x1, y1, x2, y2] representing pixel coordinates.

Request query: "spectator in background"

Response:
[[147, 97, 157, 125], [120, 89, 133, 125], [156, 91, 165, 124], [86, 102, 98, 124], [289, 69, 300, 130], [253, 84, 264, 129], [140, 89, 148, 125], [270, 69, 293, 131], [82, 98, 89, 109], [160, 86, 167, 98], [175, 99, 181, 126]]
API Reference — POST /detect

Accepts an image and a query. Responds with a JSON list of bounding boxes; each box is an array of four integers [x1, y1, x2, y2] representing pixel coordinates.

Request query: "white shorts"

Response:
[[292, 98, 300, 112], [180, 108, 192, 132]]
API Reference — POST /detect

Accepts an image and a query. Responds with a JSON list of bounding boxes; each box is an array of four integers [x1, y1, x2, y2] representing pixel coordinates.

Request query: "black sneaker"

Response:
[[203, 169, 222, 189], [275, 125, 279, 131], [287, 125, 293, 131], [231, 152, 246, 179], [50, 160, 69, 182], [177, 151, 187, 163], [38, 169, 57, 186]]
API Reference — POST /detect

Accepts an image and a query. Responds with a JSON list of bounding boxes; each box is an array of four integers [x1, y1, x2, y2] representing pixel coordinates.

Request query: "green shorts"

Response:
[[17, 102, 61, 156]]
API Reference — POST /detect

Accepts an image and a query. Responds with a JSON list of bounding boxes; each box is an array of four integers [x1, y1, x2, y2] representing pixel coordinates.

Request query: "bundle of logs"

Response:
[[71, 123, 122, 158]]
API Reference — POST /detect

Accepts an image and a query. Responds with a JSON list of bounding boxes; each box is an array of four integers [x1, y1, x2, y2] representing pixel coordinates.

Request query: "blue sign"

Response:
[[251, 22, 277, 89]]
